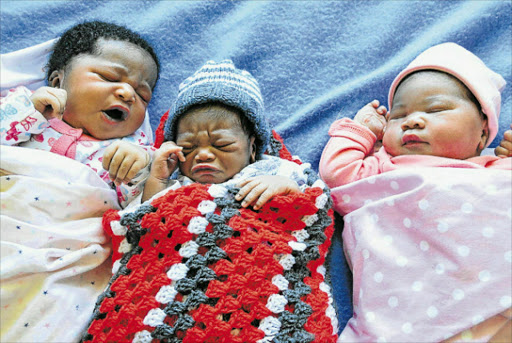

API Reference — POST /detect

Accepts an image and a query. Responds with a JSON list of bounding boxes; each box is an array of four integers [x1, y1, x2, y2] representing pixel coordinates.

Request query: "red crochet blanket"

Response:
[[81, 126, 338, 343]]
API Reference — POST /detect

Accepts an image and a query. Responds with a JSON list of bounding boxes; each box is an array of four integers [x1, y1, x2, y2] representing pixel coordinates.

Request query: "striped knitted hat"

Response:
[[163, 60, 270, 158]]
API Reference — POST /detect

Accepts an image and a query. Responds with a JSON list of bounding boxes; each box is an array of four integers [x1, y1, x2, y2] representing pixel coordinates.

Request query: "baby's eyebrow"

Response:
[[101, 63, 153, 93]]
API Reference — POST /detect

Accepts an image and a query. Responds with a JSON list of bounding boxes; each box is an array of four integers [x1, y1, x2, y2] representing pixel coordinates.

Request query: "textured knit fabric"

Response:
[[318, 118, 512, 342], [388, 42, 506, 147], [0, 86, 154, 208], [163, 60, 270, 159], [81, 136, 339, 343]]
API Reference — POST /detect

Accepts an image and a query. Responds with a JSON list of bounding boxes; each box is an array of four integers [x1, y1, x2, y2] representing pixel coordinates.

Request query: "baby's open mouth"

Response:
[[103, 108, 127, 121]]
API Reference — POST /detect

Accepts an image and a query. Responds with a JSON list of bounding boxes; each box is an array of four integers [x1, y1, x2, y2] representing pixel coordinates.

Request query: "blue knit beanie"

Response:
[[163, 60, 270, 159]]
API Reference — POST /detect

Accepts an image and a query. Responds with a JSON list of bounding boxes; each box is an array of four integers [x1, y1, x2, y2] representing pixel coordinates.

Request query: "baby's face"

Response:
[[56, 39, 158, 140], [383, 71, 488, 159], [176, 104, 255, 184]]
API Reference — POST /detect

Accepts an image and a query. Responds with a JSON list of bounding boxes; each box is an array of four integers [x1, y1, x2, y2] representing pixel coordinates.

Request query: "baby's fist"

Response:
[[30, 87, 67, 120], [494, 124, 512, 158], [354, 100, 387, 140]]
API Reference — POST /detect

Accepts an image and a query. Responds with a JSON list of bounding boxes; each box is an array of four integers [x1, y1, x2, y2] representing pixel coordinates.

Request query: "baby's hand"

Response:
[[494, 124, 512, 158], [30, 86, 67, 120], [235, 175, 300, 210], [354, 100, 387, 140], [149, 141, 186, 182], [103, 141, 150, 186]]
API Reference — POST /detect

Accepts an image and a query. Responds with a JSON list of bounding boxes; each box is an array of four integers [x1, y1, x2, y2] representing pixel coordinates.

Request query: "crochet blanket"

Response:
[[81, 133, 339, 342], [2, 1, 511, 337], [0, 145, 117, 342]]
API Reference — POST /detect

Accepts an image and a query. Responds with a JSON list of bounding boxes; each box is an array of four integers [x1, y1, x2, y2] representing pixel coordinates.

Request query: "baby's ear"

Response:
[[478, 117, 490, 152], [48, 70, 63, 88], [249, 136, 256, 163]]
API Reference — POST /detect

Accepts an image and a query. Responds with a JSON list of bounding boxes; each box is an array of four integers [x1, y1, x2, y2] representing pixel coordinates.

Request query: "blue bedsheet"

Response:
[[1, 0, 510, 333]]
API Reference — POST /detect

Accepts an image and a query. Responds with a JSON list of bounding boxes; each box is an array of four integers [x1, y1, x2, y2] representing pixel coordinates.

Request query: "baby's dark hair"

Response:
[[45, 20, 160, 86]]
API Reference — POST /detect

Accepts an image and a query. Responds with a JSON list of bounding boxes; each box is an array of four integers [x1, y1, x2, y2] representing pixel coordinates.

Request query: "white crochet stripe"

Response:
[[143, 308, 166, 327], [319, 281, 339, 334], [110, 220, 127, 236], [155, 284, 178, 304], [187, 216, 208, 235], [179, 240, 199, 258], [197, 200, 217, 215], [258, 316, 281, 338], [166, 263, 189, 280], [302, 214, 318, 226], [266, 294, 287, 313], [288, 241, 307, 251], [315, 193, 329, 209], [118, 238, 132, 254], [317, 265, 326, 277], [132, 330, 153, 343], [278, 254, 296, 270], [208, 184, 228, 198], [292, 229, 310, 242], [271, 274, 289, 291]]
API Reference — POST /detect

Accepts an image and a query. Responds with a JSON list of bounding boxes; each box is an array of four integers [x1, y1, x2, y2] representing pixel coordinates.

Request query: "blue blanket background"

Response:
[[2, 0, 510, 334]]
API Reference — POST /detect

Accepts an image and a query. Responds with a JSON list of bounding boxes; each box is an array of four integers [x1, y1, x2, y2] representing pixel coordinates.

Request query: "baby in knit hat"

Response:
[[319, 43, 511, 342], [142, 60, 307, 207]]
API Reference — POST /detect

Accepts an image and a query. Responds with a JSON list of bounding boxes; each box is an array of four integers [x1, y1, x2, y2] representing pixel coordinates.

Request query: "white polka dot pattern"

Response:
[[334, 168, 512, 342]]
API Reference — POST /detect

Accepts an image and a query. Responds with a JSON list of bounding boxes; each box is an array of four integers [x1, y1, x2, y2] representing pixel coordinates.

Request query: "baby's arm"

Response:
[[494, 124, 512, 158], [142, 141, 186, 202], [319, 100, 387, 188], [235, 175, 300, 210], [1, 86, 66, 145], [353, 99, 387, 139]]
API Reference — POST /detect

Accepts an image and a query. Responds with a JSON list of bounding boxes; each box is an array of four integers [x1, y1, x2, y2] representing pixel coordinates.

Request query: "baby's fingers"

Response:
[[369, 100, 380, 109], [235, 179, 263, 207], [123, 159, 148, 184]]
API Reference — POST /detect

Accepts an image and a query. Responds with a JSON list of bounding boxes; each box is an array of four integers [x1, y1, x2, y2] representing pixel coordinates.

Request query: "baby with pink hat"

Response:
[[320, 42, 510, 186], [320, 43, 511, 342]]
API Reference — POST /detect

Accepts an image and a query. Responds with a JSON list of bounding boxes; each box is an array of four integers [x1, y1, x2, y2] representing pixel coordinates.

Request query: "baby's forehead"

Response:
[[396, 70, 475, 101], [179, 104, 244, 127], [176, 105, 247, 138]]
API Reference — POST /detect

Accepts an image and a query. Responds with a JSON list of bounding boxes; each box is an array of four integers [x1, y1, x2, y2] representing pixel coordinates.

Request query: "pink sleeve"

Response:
[[319, 118, 383, 188]]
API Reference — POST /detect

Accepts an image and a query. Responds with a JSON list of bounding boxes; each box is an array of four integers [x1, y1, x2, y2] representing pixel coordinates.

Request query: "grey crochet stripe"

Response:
[[150, 195, 241, 341], [274, 169, 331, 343], [80, 203, 157, 343]]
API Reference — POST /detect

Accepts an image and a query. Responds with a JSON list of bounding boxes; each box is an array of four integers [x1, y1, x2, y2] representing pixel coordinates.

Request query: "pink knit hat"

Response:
[[388, 42, 506, 147]]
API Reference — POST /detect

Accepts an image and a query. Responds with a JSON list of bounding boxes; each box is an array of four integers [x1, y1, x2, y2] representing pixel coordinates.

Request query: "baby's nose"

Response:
[[115, 84, 135, 103], [195, 147, 215, 161], [401, 112, 426, 130]]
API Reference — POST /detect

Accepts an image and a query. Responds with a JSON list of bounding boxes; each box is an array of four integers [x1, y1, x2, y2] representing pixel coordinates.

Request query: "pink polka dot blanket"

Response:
[[331, 167, 512, 342], [80, 132, 339, 343]]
